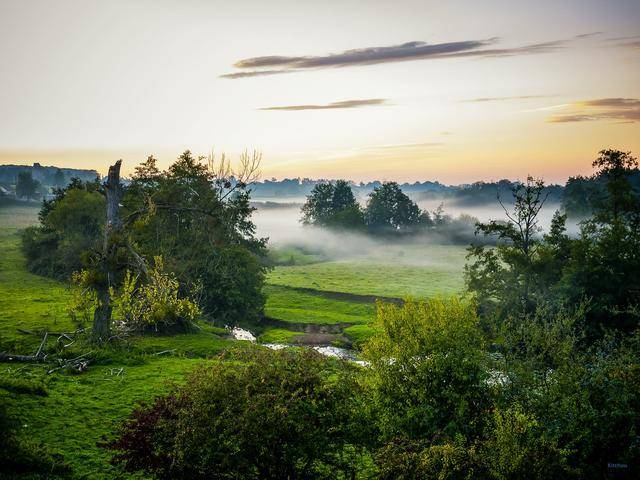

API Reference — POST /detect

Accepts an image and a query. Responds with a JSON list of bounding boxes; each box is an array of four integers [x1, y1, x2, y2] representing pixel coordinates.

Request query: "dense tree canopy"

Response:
[[122, 152, 268, 324], [301, 179, 365, 230], [15, 171, 41, 200], [22, 151, 269, 334], [301, 180, 433, 234], [365, 182, 430, 233], [22, 178, 104, 279], [466, 150, 640, 334]]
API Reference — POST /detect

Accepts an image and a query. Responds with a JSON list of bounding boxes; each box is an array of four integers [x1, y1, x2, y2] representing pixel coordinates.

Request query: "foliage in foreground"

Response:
[[366, 299, 639, 479], [107, 348, 369, 480], [107, 299, 640, 479]]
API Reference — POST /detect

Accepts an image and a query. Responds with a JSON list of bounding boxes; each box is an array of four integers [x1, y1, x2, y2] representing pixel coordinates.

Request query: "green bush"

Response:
[[107, 348, 370, 479]]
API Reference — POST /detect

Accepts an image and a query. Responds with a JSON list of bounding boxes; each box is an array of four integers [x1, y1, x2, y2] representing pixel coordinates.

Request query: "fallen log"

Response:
[[0, 352, 46, 363]]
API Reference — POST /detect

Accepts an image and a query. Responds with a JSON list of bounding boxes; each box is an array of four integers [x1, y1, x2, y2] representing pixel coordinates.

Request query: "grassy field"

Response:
[[267, 244, 466, 299], [0, 205, 241, 478], [264, 285, 375, 325], [0, 204, 467, 478]]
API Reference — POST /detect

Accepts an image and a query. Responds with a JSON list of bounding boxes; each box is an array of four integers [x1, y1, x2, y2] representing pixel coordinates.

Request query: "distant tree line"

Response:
[[300, 179, 479, 240], [301, 180, 431, 233], [0, 163, 97, 186], [250, 175, 568, 207]]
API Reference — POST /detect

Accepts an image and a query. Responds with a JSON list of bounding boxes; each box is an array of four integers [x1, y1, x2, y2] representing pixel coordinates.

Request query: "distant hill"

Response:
[[249, 178, 453, 199], [249, 177, 564, 206], [0, 163, 99, 186]]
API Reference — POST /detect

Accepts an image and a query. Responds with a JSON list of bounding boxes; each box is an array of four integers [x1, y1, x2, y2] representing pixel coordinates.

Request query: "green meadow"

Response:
[[0, 204, 467, 478]]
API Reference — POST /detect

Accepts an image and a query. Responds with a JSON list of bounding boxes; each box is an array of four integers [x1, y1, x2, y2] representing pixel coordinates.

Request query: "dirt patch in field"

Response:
[[286, 286, 404, 305], [261, 316, 354, 333], [289, 333, 350, 347]]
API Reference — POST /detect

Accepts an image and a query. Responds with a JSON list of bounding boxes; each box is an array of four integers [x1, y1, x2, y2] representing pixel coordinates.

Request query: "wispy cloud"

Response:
[[258, 98, 387, 111], [604, 34, 640, 51], [220, 69, 293, 79], [573, 32, 602, 39], [462, 95, 548, 103], [221, 37, 575, 79], [547, 98, 640, 123]]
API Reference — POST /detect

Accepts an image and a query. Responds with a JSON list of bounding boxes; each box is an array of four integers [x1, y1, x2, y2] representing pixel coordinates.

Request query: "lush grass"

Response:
[[0, 206, 468, 478], [343, 324, 379, 348], [264, 285, 374, 325], [0, 208, 76, 353], [267, 245, 325, 266], [257, 327, 302, 343], [1, 357, 205, 479], [0, 203, 40, 231], [267, 244, 466, 299], [0, 207, 245, 478]]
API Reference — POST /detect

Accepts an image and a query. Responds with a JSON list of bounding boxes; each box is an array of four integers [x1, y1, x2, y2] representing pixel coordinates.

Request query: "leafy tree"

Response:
[[496, 310, 640, 478], [365, 182, 430, 233], [53, 168, 66, 188], [301, 180, 365, 230], [364, 299, 489, 440], [467, 152, 639, 333], [122, 151, 268, 325], [562, 149, 640, 219], [301, 182, 335, 225], [465, 176, 549, 318], [363, 299, 582, 478], [15, 171, 41, 200], [107, 349, 369, 479], [23, 151, 268, 338], [559, 150, 640, 333], [22, 179, 105, 279]]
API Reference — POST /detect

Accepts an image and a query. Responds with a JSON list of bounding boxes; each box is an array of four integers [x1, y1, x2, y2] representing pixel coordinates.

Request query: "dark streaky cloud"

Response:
[[604, 34, 640, 51], [235, 40, 494, 69], [258, 99, 387, 111], [221, 37, 573, 78], [219, 69, 293, 79], [548, 98, 640, 123]]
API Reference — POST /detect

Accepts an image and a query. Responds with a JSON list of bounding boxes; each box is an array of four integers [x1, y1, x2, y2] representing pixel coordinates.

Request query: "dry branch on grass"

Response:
[[1, 329, 92, 373]]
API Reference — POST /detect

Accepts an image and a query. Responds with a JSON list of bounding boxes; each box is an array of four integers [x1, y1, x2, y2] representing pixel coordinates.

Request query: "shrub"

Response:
[[107, 348, 370, 479], [112, 258, 200, 333]]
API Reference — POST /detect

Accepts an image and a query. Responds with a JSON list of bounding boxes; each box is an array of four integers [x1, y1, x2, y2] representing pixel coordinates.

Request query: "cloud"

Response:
[[221, 37, 571, 78], [462, 95, 548, 103], [547, 98, 640, 123], [573, 32, 602, 39], [219, 69, 294, 79], [617, 40, 640, 51], [258, 98, 387, 111], [604, 34, 640, 51]]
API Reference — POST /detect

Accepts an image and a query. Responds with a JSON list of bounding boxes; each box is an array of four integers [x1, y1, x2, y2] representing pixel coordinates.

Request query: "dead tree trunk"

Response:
[[92, 160, 123, 341]]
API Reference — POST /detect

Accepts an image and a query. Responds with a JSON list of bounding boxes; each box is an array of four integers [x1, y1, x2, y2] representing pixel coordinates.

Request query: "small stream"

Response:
[[228, 326, 370, 366]]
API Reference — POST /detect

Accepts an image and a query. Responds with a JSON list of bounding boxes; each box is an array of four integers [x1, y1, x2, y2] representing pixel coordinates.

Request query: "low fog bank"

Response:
[[253, 206, 478, 267], [415, 199, 571, 232], [252, 200, 580, 263]]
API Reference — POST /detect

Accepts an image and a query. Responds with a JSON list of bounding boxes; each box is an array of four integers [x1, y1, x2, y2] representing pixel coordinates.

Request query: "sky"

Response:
[[0, 0, 639, 184]]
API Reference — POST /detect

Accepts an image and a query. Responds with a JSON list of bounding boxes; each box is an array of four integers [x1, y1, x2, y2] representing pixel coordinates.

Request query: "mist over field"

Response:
[[251, 198, 573, 263]]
